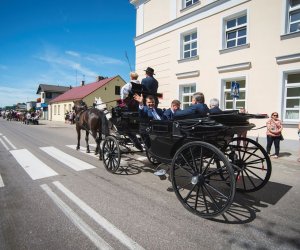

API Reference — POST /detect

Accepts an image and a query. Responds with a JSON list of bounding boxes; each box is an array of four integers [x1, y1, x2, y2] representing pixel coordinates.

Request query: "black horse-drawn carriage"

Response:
[[101, 105, 271, 219]]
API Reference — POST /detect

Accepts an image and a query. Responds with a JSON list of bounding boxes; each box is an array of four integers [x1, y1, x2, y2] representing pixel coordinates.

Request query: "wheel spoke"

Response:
[[244, 167, 265, 181], [183, 184, 197, 202], [190, 147, 197, 172], [174, 163, 194, 175], [205, 182, 228, 199], [179, 153, 196, 172], [244, 169, 257, 189], [203, 184, 220, 211], [200, 185, 209, 213]]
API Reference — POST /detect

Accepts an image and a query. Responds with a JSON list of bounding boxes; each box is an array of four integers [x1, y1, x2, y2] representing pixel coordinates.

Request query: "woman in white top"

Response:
[[120, 72, 140, 100]]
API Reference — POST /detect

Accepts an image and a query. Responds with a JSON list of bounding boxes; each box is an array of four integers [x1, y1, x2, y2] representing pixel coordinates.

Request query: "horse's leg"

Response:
[[76, 127, 81, 150], [85, 130, 90, 153], [91, 130, 99, 155], [98, 136, 103, 161]]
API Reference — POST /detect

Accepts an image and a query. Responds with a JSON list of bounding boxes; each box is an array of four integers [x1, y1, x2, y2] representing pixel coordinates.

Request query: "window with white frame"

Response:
[[179, 84, 196, 109], [54, 105, 57, 115], [288, 0, 300, 33], [183, 0, 199, 8], [223, 79, 246, 110], [58, 105, 60, 115], [284, 72, 300, 121], [224, 14, 247, 49], [182, 31, 197, 59]]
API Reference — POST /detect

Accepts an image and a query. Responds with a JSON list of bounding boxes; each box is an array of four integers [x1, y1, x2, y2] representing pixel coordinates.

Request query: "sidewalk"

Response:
[[38, 120, 300, 165], [253, 136, 299, 164], [39, 119, 75, 129]]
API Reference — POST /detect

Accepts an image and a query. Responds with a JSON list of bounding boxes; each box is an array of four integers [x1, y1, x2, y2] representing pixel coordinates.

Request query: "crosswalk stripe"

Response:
[[0, 137, 9, 150], [3, 136, 17, 150], [40, 146, 96, 171], [66, 145, 98, 158], [0, 174, 4, 187], [10, 149, 58, 180], [66, 145, 148, 166], [53, 181, 145, 250], [41, 184, 113, 250]]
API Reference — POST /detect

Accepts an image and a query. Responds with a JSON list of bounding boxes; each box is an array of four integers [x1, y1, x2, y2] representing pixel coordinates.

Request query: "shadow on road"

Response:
[[209, 181, 292, 224]]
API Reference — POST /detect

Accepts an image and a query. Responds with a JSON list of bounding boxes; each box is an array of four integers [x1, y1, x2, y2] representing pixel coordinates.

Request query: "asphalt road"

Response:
[[0, 118, 299, 250]]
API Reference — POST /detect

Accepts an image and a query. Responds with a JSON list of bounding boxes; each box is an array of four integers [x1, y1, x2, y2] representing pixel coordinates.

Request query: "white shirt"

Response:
[[120, 79, 140, 100]]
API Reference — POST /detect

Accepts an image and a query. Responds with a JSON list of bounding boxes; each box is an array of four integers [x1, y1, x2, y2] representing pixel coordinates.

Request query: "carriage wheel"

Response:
[[102, 136, 121, 173], [224, 137, 272, 192], [145, 150, 161, 165], [170, 141, 235, 218]]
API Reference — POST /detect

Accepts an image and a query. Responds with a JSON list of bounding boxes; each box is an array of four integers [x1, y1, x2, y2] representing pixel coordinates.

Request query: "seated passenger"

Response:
[[163, 99, 181, 120], [134, 94, 163, 120], [209, 98, 222, 114], [173, 92, 209, 118]]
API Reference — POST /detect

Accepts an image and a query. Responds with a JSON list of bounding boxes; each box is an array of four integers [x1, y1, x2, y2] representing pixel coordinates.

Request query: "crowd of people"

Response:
[[64, 110, 76, 124]]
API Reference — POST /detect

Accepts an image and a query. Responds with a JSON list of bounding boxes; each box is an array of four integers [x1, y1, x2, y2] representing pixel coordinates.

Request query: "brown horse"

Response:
[[73, 100, 109, 160]]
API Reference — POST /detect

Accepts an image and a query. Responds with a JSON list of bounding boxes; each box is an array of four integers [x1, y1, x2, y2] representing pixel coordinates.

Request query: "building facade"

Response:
[[36, 84, 70, 120], [130, 0, 300, 139], [49, 76, 125, 122]]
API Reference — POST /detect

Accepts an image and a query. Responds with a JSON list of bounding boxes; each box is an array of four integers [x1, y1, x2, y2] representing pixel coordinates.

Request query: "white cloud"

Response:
[[65, 50, 80, 57], [0, 86, 37, 107]]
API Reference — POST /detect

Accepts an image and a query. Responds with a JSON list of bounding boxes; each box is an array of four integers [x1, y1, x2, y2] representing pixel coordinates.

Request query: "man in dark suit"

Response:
[[141, 67, 159, 106], [174, 92, 209, 118], [134, 94, 163, 120], [163, 99, 181, 120]]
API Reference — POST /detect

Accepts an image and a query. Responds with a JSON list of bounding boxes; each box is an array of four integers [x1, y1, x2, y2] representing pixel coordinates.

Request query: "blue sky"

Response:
[[0, 0, 136, 107]]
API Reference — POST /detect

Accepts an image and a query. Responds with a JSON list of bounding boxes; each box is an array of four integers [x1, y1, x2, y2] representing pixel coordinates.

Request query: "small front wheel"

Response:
[[102, 136, 121, 173]]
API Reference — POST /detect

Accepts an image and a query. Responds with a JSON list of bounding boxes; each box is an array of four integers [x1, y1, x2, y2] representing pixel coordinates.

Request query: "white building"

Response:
[[130, 0, 300, 139]]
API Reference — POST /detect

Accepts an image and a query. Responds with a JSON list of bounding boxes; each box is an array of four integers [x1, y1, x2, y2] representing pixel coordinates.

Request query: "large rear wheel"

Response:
[[102, 136, 121, 173], [171, 141, 235, 218], [224, 137, 272, 192]]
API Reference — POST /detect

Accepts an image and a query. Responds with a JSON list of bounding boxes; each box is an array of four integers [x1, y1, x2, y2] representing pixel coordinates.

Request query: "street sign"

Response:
[[230, 81, 240, 98]]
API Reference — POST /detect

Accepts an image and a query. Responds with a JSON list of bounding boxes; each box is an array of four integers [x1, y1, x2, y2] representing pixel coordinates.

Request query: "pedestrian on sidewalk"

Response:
[[266, 112, 283, 159]]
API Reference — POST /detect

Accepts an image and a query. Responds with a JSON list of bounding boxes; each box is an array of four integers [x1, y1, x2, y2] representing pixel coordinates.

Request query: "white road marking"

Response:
[[0, 138, 9, 150], [40, 146, 96, 171], [66, 145, 98, 158], [3, 136, 17, 150], [41, 184, 113, 250], [53, 181, 145, 250], [10, 149, 58, 180], [0, 133, 2, 136], [0, 174, 4, 187]]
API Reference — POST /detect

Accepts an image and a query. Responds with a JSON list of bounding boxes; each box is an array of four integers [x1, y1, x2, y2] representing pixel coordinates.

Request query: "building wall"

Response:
[[131, 0, 300, 139], [49, 76, 125, 122]]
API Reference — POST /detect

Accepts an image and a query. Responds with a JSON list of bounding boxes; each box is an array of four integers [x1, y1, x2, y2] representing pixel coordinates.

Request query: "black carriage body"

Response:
[[111, 107, 140, 135], [146, 112, 257, 164]]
